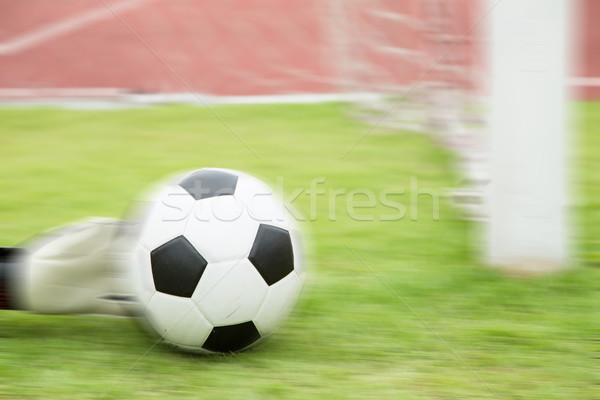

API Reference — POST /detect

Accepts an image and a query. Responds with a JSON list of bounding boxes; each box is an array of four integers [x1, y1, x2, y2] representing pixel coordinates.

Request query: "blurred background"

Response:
[[0, 1, 598, 399], [0, 0, 596, 99]]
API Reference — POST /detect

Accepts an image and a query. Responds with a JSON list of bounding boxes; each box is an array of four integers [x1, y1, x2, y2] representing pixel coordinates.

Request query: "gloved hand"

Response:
[[0, 218, 140, 317]]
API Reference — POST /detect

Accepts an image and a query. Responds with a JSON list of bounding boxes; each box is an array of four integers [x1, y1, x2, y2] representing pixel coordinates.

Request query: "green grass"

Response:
[[0, 103, 598, 399]]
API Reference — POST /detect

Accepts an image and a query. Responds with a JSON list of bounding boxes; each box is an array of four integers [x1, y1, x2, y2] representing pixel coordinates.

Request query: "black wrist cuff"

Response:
[[0, 247, 25, 310]]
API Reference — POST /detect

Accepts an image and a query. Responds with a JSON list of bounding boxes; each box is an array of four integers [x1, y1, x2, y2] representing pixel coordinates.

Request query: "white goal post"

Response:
[[327, 0, 572, 273], [487, 0, 570, 273]]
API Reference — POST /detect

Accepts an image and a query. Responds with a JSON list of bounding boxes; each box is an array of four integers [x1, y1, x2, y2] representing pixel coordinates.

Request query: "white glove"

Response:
[[6, 218, 140, 316]]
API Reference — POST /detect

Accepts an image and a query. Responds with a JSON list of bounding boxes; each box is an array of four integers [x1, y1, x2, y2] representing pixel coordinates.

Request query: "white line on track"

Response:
[[0, 0, 157, 55]]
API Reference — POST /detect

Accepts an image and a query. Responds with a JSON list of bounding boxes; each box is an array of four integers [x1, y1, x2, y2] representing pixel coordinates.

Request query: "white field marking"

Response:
[[0, 91, 386, 104], [0, 0, 157, 55], [0, 79, 597, 110], [126, 92, 387, 105], [0, 92, 386, 110], [1, 78, 595, 100], [0, 88, 127, 97]]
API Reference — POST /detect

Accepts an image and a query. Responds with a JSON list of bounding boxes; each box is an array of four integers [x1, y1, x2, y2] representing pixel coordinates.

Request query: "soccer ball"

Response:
[[127, 168, 305, 353]]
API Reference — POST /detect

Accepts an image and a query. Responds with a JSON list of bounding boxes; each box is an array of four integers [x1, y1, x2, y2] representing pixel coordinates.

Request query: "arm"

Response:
[[1, 218, 141, 317], [0, 247, 25, 310]]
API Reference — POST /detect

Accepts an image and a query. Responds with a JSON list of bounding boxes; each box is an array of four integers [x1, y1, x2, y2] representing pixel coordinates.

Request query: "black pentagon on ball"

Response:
[[179, 169, 238, 200], [202, 321, 261, 353], [248, 224, 294, 286], [150, 235, 207, 297]]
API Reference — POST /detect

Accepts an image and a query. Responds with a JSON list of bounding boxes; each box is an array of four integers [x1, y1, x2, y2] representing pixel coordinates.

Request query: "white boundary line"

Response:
[[0, 92, 387, 109], [0, 0, 156, 55], [126, 92, 386, 105], [0, 77, 598, 109], [0, 88, 127, 97]]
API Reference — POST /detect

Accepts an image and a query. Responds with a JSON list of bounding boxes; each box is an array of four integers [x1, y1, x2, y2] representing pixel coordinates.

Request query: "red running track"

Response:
[[0, 0, 597, 99]]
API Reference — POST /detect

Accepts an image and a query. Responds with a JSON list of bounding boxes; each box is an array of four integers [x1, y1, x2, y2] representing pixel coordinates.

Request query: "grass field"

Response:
[[0, 103, 598, 399]]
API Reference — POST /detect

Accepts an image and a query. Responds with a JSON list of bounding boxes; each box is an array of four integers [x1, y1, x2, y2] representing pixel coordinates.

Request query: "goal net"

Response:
[[327, 0, 571, 272], [326, 0, 489, 217]]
